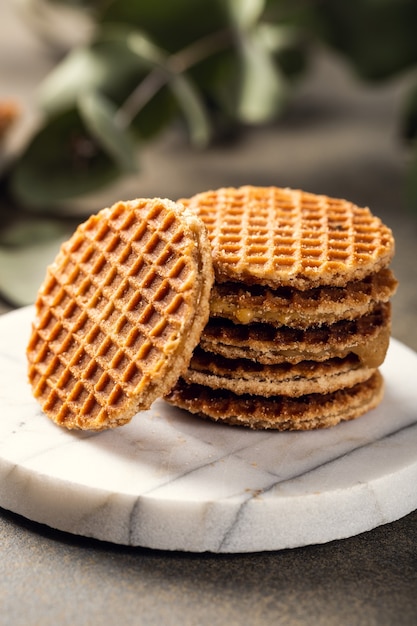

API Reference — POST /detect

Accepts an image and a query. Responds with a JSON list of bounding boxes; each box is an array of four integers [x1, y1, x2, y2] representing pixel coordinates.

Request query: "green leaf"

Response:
[[235, 28, 288, 123], [10, 108, 122, 210], [0, 217, 70, 248], [256, 23, 308, 80], [126, 30, 166, 66], [38, 38, 147, 114], [78, 91, 137, 171], [0, 220, 71, 306], [257, 23, 299, 53], [169, 74, 211, 147], [224, 0, 265, 30]]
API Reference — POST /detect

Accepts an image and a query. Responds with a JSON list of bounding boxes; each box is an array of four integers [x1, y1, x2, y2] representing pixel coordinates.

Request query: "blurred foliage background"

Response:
[[1, 0, 417, 306]]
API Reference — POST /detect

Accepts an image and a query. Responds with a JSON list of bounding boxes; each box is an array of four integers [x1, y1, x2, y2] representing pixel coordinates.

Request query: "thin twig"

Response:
[[115, 28, 232, 128]]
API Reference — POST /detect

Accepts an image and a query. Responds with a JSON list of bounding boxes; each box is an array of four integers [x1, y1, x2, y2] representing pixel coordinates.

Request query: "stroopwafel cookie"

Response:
[[184, 347, 375, 397], [209, 268, 397, 328], [179, 185, 395, 289], [27, 197, 214, 430], [165, 372, 384, 431]]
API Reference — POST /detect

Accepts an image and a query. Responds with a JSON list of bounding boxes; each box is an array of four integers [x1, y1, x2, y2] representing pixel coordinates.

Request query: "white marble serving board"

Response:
[[1, 306, 417, 553]]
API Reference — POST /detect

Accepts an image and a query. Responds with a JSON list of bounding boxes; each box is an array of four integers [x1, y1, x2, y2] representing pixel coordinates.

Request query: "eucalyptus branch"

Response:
[[115, 28, 232, 128], [114, 71, 166, 128], [168, 27, 232, 73]]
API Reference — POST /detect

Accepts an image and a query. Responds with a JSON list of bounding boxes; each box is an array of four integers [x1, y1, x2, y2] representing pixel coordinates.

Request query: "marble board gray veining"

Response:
[[1, 306, 417, 553]]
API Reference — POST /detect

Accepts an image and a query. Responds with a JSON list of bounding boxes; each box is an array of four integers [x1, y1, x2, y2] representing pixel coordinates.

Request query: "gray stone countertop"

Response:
[[1, 3, 417, 625]]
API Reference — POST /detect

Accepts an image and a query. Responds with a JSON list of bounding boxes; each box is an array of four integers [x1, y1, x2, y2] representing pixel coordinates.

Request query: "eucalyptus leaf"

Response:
[[38, 40, 147, 114], [235, 28, 288, 123], [169, 74, 211, 147], [257, 22, 307, 79], [224, 0, 265, 31], [78, 91, 137, 172], [127, 30, 166, 67], [0, 231, 69, 306], [257, 23, 300, 53], [10, 109, 122, 210], [0, 217, 71, 248]]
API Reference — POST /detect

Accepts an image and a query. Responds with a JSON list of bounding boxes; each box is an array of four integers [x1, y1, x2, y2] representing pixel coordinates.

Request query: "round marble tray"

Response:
[[1, 306, 417, 553]]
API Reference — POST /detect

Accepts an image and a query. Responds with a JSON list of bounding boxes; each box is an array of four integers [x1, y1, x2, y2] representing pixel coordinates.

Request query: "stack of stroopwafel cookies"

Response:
[[165, 186, 398, 430]]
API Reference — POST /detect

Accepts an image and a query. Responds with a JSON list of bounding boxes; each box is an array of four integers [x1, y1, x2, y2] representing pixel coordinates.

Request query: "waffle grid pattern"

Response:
[[27, 199, 199, 428], [181, 186, 394, 287]]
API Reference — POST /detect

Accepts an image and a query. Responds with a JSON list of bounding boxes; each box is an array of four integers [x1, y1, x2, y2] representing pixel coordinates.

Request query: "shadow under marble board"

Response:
[[1, 306, 417, 553]]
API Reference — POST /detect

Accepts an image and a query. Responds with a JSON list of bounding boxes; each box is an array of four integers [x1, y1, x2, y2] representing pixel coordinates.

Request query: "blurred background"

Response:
[[0, 0, 416, 350]]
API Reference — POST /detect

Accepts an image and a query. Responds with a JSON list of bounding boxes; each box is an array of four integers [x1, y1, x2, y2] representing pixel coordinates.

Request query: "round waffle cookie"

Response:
[[165, 371, 384, 431], [179, 186, 395, 289], [27, 198, 214, 430]]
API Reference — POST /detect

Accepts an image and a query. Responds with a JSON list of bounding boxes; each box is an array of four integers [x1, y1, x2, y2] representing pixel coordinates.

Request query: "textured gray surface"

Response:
[[1, 3, 417, 625], [2, 506, 417, 626]]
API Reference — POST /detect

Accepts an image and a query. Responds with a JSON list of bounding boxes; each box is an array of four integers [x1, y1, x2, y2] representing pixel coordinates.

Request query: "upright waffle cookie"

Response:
[[27, 198, 214, 430], [166, 186, 397, 430]]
